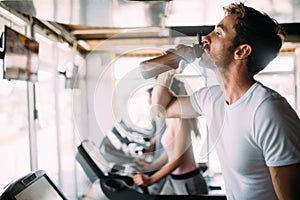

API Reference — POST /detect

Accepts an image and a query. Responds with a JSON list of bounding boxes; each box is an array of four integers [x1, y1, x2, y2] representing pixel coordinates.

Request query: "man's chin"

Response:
[[199, 55, 216, 70]]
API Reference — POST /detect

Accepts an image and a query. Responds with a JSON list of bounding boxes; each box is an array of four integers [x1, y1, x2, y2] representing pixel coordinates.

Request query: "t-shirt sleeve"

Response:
[[254, 96, 300, 167], [190, 87, 210, 115], [190, 85, 221, 117]]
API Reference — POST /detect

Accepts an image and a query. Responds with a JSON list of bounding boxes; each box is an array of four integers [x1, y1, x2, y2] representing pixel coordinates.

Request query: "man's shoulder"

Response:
[[254, 83, 298, 122], [254, 82, 282, 99], [254, 83, 288, 109], [208, 84, 221, 92], [248, 82, 284, 109], [194, 84, 222, 96]]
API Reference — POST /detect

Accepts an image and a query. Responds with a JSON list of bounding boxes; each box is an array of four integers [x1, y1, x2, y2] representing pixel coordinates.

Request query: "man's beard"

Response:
[[199, 52, 216, 71]]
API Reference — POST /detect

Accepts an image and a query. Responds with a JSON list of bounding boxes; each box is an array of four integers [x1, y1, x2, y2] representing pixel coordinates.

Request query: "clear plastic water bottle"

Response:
[[139, 43, 204, 79]]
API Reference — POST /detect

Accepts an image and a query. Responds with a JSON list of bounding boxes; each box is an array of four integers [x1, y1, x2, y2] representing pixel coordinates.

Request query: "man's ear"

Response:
[[234, 44, 252, 60]]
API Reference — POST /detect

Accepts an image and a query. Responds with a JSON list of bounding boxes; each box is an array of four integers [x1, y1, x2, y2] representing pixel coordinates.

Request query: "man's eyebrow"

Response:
[[216, 23, 227, 32]]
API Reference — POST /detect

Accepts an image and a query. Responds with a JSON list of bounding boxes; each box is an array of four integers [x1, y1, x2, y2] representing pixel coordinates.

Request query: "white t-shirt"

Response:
[[191, 82, 300, 200]]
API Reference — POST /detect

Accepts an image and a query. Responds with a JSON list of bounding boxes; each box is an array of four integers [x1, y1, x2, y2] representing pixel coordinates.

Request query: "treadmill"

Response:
[[76, 140, 227, 200], [0, 170, 68, 200]]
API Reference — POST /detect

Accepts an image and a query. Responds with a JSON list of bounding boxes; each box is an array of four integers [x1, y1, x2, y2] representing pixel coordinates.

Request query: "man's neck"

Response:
[[218, 65, 255, 105]]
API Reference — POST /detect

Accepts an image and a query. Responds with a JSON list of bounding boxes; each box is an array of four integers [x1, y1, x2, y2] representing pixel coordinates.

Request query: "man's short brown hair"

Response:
[[223, 2, 285, 75]]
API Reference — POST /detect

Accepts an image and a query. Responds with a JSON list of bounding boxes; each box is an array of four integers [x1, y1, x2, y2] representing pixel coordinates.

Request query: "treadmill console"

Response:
[[0, 170, 68, 200]]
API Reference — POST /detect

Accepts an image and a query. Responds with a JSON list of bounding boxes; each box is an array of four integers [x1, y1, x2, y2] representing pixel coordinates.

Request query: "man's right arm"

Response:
[[151, 70, 200, 119]]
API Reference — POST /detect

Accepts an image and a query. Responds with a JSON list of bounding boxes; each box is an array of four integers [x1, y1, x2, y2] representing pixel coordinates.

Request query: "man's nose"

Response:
[[202, 35, 209, 47]]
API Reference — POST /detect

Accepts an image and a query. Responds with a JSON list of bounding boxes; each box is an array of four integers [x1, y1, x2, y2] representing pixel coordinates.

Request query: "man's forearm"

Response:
[[151, 70, 176, 118], [151, 85, 175, 118]]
